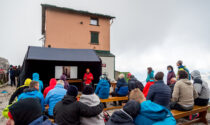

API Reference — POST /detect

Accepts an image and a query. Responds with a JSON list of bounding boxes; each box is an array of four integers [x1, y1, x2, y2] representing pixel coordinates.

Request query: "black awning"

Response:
[[26, 46, 100, 62]]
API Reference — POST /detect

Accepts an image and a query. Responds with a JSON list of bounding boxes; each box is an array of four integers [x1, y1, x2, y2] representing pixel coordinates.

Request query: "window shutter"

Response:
[[91, 32, 99, 44]]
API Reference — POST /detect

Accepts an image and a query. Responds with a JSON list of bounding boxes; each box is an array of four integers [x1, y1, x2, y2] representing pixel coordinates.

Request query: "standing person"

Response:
[[146, 72, 171, 108], [128, 74, 144, 92], [79, 86, 105, 125], [143, 78, 155, 97], [9, 78, 32, 105], [43, 78, 57, 98], [111, 74, 128, 106], [60, 74, 69, 90], [54, 85, 104, 125], [170, 70, 198, 111], [106, 100, 140, 125], [146, 67, 154, 82], [129, 89, 176, 125], [83, 68, 94, 87], [32, 73, 44, 92], [176, 60, 191, 80], [45, 80, 67, 118], [10, 66, 15, 87], [16, 65, 21, 87], [167, 65, 176, 85], [191, 70, 210, 106], [18, 81, 45, 111], [7, 98, 55, 125]]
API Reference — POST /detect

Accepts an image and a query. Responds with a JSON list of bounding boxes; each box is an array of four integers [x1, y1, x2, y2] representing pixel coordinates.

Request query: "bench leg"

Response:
[[199, 110, 208, 125]]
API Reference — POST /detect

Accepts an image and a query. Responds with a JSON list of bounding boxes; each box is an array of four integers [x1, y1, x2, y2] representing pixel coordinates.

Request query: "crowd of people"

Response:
[[8, 65, 21, 87], [2, 60, 210, 125]]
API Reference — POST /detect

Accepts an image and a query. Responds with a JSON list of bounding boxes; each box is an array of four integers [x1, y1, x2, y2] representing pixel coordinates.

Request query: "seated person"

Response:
[[128, 74, 144, 92], [54, 85, 104, 125], [170, 70, 198, 111], [191, 70, 210, 106], [111, 74, 128, 105], [45, 80, 67, 118], [143, 78, 155, 97], [129, 88, 176, 125], [95, 74, 110, 99], [106, 100, 140, 125], [169, 77, 176, 95], [8, 78, 31, 105], [80, 86, 105, 125], [60, 74, 69, 90], [43, 78, 57, 98], [7, 98, 55, 125], [147, 72, 171, 108], [18, 81, 45, 111]]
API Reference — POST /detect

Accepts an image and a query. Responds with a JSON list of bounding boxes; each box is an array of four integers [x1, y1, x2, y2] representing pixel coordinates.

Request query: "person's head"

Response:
[[49, 78, 57, 86], [167, 65, 174, 71], [86, 68, 90, 73], [60, 74, 67, 81], [191, 70, 201, 80], [83, 86, 94, 95], [24, 78, 32, 86], [123, 100, 140, 118], [8, 98, 42, 125], [155, 72, 164, 81], [100, 74, 107, 80], [67, 85, 78, 97], [57, 80, 64, 87], [147, 67, 153, 74], [127, 73, 132, 79], [170, 77, 176, 84], [118, 74, 125, 79], [129, 88, 146, 103], [178, 70, 188, 79], [29, 81, 39, 91], [177, 60, 183, 66]]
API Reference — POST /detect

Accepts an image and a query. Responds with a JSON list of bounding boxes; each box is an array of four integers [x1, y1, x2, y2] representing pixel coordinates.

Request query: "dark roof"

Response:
[[95, 50, 115, 57], [26, 46, 101, 62], [41, 4, 115, 34]]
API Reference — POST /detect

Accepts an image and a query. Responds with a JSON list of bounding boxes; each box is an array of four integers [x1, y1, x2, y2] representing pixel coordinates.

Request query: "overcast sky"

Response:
[[0, 0, 210, 80]]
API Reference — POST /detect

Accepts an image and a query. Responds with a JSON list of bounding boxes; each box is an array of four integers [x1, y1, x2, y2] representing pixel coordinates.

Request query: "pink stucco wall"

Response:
[[44, 8, 111, 51]]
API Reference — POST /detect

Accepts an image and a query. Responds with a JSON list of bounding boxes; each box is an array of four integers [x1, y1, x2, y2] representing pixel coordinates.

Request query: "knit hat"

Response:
[[67, 85, 78, 97], [83, 86, 94, 95], [123, 100, 140, 118], [9, 98, 42, 125]]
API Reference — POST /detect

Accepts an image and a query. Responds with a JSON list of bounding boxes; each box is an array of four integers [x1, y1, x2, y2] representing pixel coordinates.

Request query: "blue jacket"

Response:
[[45, 84, 67, 116], [146, 70, 154, 82], [116, 78, 128, 96], [95, 79, 110, 99], [33, 73, 44, 92], [135, 100, 176, 125], [18, 88, 45, 111], [146, 80, 171, 108], [29, 116, 56, 125]]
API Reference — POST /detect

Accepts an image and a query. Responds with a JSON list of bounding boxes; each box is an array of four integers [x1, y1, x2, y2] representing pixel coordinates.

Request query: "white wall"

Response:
[[100, 56, 115, 81]]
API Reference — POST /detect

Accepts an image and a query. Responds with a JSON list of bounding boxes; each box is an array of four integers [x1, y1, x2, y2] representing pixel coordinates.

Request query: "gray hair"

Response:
[[57, 80, 64, 86], [119, 74, 125, 79]]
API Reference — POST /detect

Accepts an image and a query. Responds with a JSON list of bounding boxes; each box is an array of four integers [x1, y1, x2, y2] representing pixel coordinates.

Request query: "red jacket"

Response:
[[143, 81, 155, 97], [83, 73, 94, 85], [43, 78, 57, 98]]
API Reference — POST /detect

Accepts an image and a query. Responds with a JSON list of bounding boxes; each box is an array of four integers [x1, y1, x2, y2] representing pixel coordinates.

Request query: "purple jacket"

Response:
[[60, 75, 69, 90], [167, 71, 176, 85]]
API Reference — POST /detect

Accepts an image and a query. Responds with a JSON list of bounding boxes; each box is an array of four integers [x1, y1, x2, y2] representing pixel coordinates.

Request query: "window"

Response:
[[91, 32, 99, 44], [90, 18, 99, 26]]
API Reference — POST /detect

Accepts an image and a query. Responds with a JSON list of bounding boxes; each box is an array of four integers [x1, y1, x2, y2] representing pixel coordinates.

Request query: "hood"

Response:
[[123, 100, 140, 118], [191, 70, 201, 79], [179, 79, 192, 85], [140, 100, 170, 121], [109, 110, 133, 123], [60, 74, 67, 81], [178, 65, 185, 69], [32, 73, 40, 81], [99, 79, 109, 86], [24, 78, 32, 86], [49, 78, 57, 86], [62, 95, 77, 104], [9, 98, 42, 125], [79, 93, 100, 106], [118, 78, 126, 83], [23, 88, 38, 95]]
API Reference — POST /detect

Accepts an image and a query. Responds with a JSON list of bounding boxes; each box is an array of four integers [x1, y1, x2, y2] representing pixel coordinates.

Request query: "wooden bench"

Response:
[[100, 96, 128, 111], [171, 105, 210, 125]]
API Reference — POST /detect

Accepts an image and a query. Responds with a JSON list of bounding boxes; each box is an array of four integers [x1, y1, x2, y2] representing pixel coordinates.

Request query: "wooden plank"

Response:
[[104, 106, 123, 111], [100, 97, 128, 103]]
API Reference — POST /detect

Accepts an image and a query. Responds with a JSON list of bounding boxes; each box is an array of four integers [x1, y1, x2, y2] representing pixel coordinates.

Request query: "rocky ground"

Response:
[[0, 84, 209, 125]]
